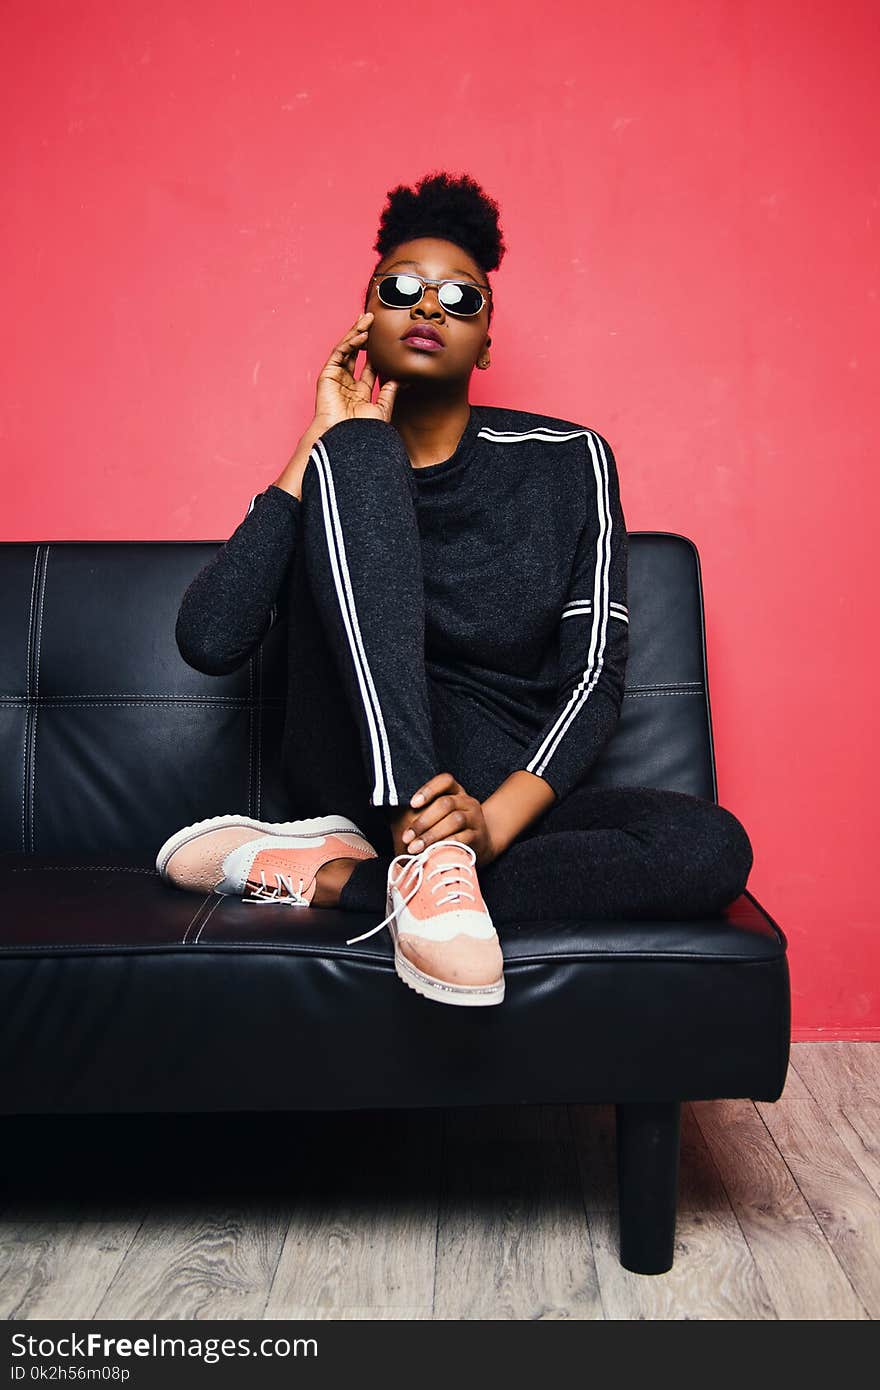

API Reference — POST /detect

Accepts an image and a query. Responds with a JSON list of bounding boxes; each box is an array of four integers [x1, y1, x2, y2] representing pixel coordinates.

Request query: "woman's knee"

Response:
[[636, 791, 752, 914], [716, 803, 754, 898], [300, 438, 417, 546], [302, 423, 410, 495], [680, 798, 754, 911]]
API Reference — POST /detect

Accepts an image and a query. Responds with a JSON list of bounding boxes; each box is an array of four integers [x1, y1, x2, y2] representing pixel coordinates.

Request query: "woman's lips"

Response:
[[401, 335, 444, 351]]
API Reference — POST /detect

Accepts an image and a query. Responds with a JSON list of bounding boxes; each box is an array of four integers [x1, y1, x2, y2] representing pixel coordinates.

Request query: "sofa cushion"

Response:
[[0, 856, 789, 1114]]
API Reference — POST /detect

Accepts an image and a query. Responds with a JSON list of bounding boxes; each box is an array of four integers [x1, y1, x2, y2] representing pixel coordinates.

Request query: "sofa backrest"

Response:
[[0, 533, 717, 856]]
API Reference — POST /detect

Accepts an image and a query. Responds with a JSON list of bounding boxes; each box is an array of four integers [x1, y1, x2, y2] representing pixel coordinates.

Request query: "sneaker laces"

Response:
[[238, 868, 311, 906], [345, 838, 477, 946]]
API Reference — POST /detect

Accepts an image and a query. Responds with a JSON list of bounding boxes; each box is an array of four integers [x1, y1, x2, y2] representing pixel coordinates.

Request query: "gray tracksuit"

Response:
[[175, 403, 628, 807], [174, 404, 751, 922]]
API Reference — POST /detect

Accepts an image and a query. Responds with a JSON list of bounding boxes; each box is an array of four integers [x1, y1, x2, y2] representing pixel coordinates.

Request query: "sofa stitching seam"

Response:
[[21, 549, 39, 852], [182, 894, 215, 944], [192, 896, 225, 944]]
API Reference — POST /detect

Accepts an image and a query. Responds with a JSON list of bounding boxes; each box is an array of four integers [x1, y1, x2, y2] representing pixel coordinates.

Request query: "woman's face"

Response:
[[363, 237, 491, 389]]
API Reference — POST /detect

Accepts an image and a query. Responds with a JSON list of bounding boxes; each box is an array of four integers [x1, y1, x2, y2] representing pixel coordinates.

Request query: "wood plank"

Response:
[[842, 1042, 880, 1100], [575, 1106, 775, 1319], [693, 1099, 868, 1318], [433, 1104, 602, 1319], [788, 1044, 840, 1109], [94, 1200, 290, 1319], [0, 1110, 345, 1320], [278, 1306, 433, 1320], [0, 1114, 156, 1318], [264, 1108, 440, 1317], [757, 1097, 880, 1317], [0, 1201, 146, 1320], [568, 1105, 616, 1212], [2, 1056, 877, 1322], [792, 1043, 880, 1111], [843, 1101, 880, 1193], [568, 1100, 754, 1216], [791, 1043, 880, 1198], [565, 1059, 812, 1218], [779, 1050, 812, 1099], [587, 1206, 775, 1320]]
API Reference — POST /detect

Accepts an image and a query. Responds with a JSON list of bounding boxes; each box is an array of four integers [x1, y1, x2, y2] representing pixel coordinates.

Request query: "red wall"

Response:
[[3, 0, 877, 1038]]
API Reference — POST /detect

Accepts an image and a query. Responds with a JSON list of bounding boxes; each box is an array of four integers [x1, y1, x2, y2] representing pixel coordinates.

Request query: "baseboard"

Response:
[[792, 1027, 880, 1042]]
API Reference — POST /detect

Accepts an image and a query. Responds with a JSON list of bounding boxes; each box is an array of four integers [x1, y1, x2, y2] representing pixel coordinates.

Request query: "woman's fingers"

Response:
[[406, 816, 473, 855], [400, 789, 464, 839], [327, 329, 365, 364], [357, 364, 398, 415], [375, 378, 399, 417], [401, 775, 483, 854], [328, 333, 366, 374], [315, 311, 401, 425], [323, 314, 373, 372], [350, 314, 376, 382], [410, 772, 459, 808]]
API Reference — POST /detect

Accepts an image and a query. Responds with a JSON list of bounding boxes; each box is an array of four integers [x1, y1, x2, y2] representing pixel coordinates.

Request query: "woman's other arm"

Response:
[[484, 429, 629, 843], [174, 482, 300, 676], [480, 769, 557, 856]]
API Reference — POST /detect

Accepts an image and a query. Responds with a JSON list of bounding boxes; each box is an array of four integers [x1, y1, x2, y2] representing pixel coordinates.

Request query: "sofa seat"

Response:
[[0, 855, 789, 1116]]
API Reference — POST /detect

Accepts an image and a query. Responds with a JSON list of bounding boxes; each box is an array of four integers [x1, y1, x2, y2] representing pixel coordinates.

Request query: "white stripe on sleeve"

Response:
[[525, 431, 613, 778]]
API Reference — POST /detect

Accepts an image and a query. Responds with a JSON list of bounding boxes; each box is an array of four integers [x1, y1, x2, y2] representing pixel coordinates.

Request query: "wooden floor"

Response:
[[1, 1043, 877, 1320]]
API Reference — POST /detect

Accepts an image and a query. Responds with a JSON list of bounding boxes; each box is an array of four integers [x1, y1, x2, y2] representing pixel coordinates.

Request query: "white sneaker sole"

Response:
[[386, 890, 505, 1008], [155, 813, 370, 881]]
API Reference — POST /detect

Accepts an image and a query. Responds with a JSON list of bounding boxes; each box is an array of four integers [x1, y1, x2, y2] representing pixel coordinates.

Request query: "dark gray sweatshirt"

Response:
[[175, 403, 629, 802]]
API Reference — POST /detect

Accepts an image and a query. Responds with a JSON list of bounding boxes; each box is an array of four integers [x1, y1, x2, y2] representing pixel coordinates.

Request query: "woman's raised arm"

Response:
[[175, 309, 400, 677]]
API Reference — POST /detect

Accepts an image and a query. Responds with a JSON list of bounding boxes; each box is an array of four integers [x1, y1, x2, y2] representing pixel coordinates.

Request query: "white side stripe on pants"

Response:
[[309, 438, 399, 804]]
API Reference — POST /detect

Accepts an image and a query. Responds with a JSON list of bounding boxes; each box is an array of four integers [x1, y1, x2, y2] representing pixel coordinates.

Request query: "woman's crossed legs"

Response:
[[337, 689, 754, 926]]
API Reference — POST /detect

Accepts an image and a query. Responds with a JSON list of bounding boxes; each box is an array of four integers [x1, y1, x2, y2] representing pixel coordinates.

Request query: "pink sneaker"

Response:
[[155, 814, 377, 905], [346, 839, 505, 1007]]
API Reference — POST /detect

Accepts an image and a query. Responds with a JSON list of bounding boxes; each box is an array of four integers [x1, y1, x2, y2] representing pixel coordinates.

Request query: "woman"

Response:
[[159, 171, 753, 1009]]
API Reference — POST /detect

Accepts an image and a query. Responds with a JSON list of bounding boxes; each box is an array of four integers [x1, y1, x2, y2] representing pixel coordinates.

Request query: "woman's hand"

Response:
[[312, 311, 399, 432], [401, 773, 507, 869], [274, 312, 400, 499]]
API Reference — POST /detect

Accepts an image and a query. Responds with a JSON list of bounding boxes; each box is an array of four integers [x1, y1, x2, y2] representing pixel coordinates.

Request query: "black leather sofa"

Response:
[[0, 529, 789, 1275]]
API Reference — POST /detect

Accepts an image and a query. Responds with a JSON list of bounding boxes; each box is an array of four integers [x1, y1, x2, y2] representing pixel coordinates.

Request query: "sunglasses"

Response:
[[370, 272, 491, 318]]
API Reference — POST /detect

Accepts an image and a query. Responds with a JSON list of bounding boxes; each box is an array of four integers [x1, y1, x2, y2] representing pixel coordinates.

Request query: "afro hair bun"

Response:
[[373, 170, 507, 276]]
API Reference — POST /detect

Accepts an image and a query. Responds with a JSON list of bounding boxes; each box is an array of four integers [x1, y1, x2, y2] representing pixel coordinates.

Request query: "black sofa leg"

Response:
[[615, 1101, 681, 1275]]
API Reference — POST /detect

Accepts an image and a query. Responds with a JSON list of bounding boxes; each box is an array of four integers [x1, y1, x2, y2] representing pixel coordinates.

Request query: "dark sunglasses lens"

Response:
[[377, 275, 484, 315], [377, 274, 423, 307], [438, 282, 483, 315]]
